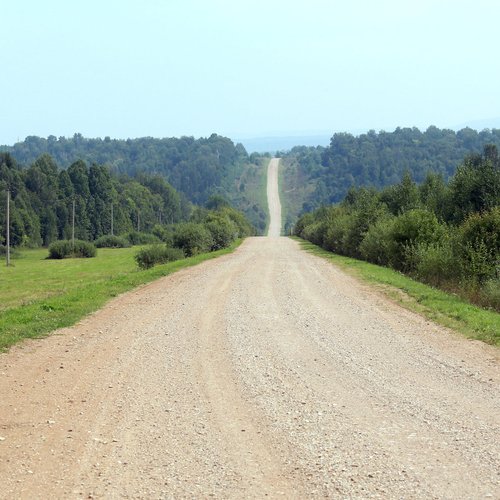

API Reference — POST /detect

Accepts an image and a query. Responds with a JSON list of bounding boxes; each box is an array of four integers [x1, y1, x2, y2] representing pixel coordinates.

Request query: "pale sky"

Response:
[[1, 0, 500, 145]]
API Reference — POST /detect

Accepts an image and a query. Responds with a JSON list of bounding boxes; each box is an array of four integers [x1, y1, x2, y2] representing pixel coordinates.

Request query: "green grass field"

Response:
[[295, 238, 500, 346], [0, 242, 242, 351]]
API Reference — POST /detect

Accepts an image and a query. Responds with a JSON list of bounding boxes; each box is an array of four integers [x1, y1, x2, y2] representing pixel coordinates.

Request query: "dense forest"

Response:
[[282, 126, 500, 216], [0, 134, 247, 204], [0, 152, 254, 250], [295, 145, 500, 310], [0, 134, 268, 234]]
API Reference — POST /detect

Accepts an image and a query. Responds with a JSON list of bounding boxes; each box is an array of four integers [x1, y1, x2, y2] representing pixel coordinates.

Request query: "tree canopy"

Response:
[[0, 153, 187, 248], [1, 133, 251, 205], [282, 126, 500, 215]]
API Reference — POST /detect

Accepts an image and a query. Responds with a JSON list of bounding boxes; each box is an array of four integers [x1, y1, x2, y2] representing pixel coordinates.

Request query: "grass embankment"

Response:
[[279, 157, 317, 235], [0, 241, 242, 351], [231, 158, 269, 235], [295, 238, 500, 346]]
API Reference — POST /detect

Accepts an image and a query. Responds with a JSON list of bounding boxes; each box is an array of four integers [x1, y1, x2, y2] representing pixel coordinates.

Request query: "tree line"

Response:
[[0, 151, 201, 248], [0, 133, 255, 204], [282, 126, 500, 213], [0, 133, 267, 233], [295, 145, 500, 310]]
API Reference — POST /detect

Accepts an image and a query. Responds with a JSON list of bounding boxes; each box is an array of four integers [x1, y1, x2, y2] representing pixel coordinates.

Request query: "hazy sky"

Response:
[[2, 0, 500, 144]]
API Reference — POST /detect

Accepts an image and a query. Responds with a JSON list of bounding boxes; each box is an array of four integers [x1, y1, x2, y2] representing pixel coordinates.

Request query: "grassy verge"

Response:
[[0, 240, 243, 351], [294, 237, 499, 346]]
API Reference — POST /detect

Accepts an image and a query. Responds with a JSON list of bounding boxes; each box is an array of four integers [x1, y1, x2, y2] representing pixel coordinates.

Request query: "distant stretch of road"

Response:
[[267, 157, 281, 237], [0, 158, 498, 498]]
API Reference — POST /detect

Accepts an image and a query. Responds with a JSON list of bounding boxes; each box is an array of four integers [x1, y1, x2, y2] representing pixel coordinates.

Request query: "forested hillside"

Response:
[[0, 134, 268, 234], [0, 134, 247, 205], [282, 126, 500, 219]]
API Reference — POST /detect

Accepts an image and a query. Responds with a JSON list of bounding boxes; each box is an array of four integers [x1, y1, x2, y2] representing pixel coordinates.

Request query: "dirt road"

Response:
[[267, 158, 281, 237], [1, 160, 499, 498]]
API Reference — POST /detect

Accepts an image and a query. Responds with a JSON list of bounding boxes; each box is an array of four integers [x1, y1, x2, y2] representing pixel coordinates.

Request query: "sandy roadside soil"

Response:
[[0, 159, 498, 499]]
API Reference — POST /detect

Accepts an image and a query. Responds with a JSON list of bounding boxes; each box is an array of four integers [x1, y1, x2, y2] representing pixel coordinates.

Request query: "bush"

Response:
[[48, 240, 97, 259], [125, 231, 161, 245], [219, 207, 254, 237], [294, 213, 315, 236], [409, 239, 459, 287], [173, 223, 214, 256], [205, 215, 238, 250], [482, 278, 500, 311], [340, 188, 389, 257], [301, 221, 327, 247], [388, 209, 445, 271], [135, 245, 185, 270], [152, 224, 174, 246], [359, 215, 396, 266], [94, 235, 130, 248], [455, 207, 500, 284], [322, 212, 356, 255]]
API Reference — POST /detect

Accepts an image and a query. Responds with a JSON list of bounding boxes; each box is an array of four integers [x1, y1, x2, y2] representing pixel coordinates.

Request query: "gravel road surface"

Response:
[[0, 158, 499, 499]]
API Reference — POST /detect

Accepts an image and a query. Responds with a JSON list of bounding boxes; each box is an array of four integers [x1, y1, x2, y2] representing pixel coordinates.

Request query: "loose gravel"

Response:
[[0, 158, 498, 499]]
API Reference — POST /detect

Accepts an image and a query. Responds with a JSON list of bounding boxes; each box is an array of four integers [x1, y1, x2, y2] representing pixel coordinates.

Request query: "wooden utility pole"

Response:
[[72, 198, 75, 249], [111, 203, 114, 236], [137, 210, 140, 232], [6, 189, 10, 267]]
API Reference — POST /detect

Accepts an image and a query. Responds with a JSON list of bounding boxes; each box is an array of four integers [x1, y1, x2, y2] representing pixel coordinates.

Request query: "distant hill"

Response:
[[0, 133, 269, 233], [280, 126, 500, 230], [0, 134, 247, 203]]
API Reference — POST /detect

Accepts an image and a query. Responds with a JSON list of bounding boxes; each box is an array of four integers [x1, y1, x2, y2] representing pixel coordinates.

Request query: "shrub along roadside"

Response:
[[297, 204, 499, 312], [133, 203, 254, 270], [135, 245, 185, 269], [172, 222, 214, 257], [294, 147, 500, 311], [294, 238, 499, 346]]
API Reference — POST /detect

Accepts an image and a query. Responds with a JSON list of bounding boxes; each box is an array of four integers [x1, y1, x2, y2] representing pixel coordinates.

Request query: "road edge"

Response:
[[293, 236, 500, 347]]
